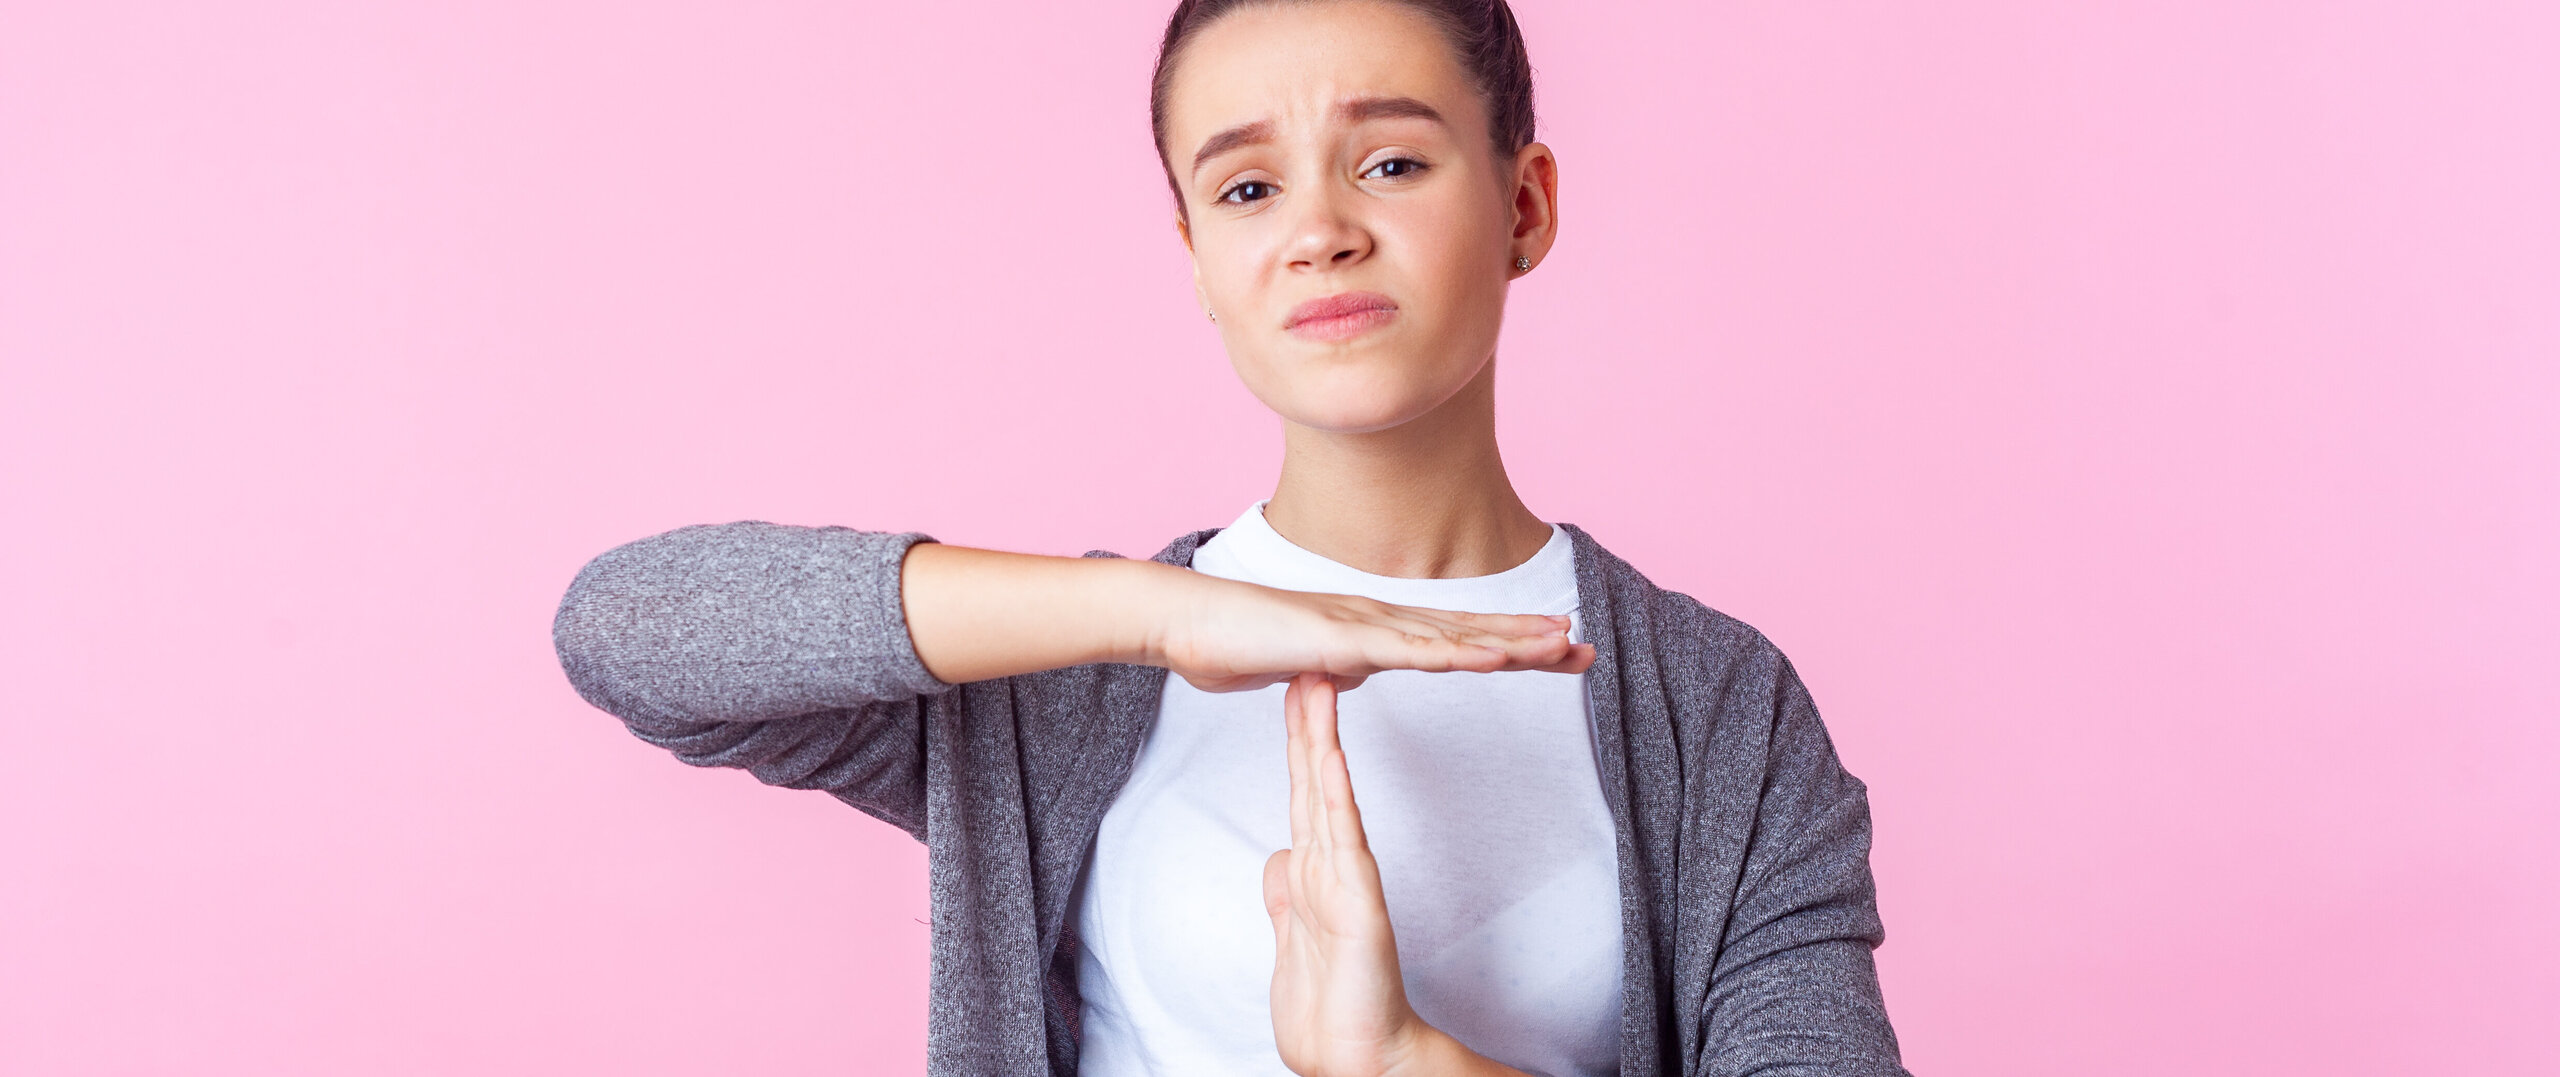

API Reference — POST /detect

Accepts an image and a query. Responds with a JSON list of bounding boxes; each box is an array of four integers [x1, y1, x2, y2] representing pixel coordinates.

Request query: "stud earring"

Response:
[[1206, 310, 1218, 322], [1514, 256, 1532, 270]]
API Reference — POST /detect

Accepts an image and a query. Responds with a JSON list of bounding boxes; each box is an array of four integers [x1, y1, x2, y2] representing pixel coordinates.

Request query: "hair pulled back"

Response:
[[1148, 0, 1537, 220]]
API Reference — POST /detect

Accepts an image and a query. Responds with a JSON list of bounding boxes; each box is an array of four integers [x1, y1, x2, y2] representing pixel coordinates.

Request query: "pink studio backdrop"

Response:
[[3, 1, 2552, 1073]]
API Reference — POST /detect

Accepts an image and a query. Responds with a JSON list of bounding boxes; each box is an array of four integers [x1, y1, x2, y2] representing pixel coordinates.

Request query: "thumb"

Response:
[[1262, 848, 1293, 934]]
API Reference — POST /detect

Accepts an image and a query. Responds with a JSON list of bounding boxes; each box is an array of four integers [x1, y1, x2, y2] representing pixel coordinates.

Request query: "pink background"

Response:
[[4, 0, 2553, 1073]]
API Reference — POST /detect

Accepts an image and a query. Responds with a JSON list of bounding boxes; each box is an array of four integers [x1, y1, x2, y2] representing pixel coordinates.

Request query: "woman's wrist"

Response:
[[1381, 1022, 1532, 1077], [1094, 555, 1198, 669]]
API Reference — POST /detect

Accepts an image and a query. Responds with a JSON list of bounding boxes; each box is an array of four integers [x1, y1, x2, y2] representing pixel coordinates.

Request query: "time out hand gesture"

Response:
[[899, 543, 1595, 691], [1262, 674, 1530, 1077]]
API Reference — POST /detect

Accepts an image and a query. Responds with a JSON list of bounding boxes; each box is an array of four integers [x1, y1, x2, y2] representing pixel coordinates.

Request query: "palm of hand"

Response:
[[1263, 673, 1428, 1077]]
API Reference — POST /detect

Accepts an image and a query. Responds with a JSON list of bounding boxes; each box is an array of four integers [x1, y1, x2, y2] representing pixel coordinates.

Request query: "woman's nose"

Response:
[[1282, 184, 1372, 270]]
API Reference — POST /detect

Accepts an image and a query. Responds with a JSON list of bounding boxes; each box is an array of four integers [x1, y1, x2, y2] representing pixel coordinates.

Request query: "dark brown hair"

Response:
[[1148, 0, 1538, 220]]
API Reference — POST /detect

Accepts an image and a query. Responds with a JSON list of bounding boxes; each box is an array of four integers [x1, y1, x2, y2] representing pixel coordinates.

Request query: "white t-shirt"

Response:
[[1073, 501, 1624, 1076]]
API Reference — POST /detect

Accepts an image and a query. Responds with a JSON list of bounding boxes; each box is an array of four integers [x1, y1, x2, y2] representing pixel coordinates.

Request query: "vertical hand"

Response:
[[1264, 672, 1426, 1076], [1260, 673, 1544, 1077]]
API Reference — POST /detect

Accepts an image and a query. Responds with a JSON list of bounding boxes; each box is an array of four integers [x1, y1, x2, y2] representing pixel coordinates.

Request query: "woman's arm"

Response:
[[551, 522, 950, 834], [1697, 658, 1908, 1075], [553, 523, 944, 726], [556, 523, 1593, 722], [552, 522, 1596, 833]]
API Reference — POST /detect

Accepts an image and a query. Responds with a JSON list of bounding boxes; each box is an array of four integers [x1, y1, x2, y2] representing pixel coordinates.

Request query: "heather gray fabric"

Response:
[[552, 521, 1909, 1076]]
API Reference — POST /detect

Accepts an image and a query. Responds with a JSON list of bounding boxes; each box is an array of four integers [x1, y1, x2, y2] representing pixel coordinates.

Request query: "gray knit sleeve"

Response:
[[550, 521, 956, 838], [1700, 656, 1909, 1076]]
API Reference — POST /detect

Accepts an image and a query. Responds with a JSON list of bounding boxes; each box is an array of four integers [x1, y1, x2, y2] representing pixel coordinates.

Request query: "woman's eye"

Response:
[[1217, 160, 1425, 205], [1364, 157, 1428, 180], [1219, 180, 1276, 205]]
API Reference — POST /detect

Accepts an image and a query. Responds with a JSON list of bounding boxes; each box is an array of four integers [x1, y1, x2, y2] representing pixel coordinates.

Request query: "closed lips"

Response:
[[1286, 292, 1397, 328]]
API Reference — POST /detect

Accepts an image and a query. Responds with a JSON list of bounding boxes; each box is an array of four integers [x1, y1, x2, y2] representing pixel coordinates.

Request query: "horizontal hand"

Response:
[[1152, 572, 1593, 693]]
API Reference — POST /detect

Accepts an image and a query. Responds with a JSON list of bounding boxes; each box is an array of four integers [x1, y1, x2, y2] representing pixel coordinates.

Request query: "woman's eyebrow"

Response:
[[1338, 94, 1445, 128], [1189, 95, 1449, 179]]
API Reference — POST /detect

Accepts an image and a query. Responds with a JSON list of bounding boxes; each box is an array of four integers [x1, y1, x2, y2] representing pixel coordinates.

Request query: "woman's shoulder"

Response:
[[1134, 527, 1222, 568], [1562, 527, 1854, 799], [1559, 522, 1803, 698]]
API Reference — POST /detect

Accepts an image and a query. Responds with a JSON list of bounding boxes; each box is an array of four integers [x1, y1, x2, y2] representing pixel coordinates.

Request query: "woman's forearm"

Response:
[[899, 542, 1186, 684]]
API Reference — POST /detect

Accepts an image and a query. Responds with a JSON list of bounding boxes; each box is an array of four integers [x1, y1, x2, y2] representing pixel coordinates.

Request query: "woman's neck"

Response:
[[1261, 359, 1551, 580]]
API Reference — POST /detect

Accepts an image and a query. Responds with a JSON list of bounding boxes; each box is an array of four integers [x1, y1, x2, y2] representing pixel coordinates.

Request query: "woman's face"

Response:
[[1164, 0, 1557, 435]]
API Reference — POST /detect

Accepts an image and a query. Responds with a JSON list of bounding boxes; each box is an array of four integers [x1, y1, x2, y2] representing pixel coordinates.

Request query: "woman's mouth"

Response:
[[1284, 291, 1399, 342]]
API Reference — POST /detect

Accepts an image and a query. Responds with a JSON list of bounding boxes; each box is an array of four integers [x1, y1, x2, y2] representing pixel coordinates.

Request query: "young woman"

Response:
[[551, 1, 1908, 1074]]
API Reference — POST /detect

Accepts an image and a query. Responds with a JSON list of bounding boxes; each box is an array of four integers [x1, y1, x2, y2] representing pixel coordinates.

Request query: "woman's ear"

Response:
[[1508, 142, 1559, 274], [1178, 217, 1214, 319]]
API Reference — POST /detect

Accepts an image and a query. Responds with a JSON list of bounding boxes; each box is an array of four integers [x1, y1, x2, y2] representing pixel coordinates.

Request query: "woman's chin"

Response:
[[1238, 356, 1485, 435], [1269, 392, 1450, 435]]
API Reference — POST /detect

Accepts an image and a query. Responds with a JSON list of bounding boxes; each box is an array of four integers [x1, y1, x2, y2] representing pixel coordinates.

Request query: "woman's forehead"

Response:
[[1165, 1, 1482, 149]]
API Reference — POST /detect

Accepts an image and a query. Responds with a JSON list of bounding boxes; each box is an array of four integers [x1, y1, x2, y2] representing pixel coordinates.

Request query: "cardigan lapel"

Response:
[[1563, 523, 1668, 1077], [1029, 529, 1221, 1069]]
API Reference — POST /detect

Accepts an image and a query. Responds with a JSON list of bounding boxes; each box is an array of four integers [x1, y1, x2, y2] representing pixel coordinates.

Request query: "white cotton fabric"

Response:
[[1073, 501, 1624, 1076]]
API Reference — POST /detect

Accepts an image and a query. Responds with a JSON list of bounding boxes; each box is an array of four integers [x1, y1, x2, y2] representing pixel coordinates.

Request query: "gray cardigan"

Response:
[[551, 521, 1908, 1076]]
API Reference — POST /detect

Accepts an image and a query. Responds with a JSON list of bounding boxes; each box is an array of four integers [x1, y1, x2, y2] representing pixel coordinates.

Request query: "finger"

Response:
[[1307, 673, 1341, 769], [1375, 607, 1570, 648], [1528, 642, 1598, 675], [1319, 743, 1372, 858], [1317, 743, 1390, 910], [1352, 625, 1513, 675], [1283, 675, 1311, 850], [1361, 622, 1572, 675], [1296, 673, 1332, 864], [1305, 674, 1343, 861], [1262, 848, 1293, 930], [1184, 671, 1293, 694], [1398, 606, 1575, 639], [1397, 617, 1579, 670]]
